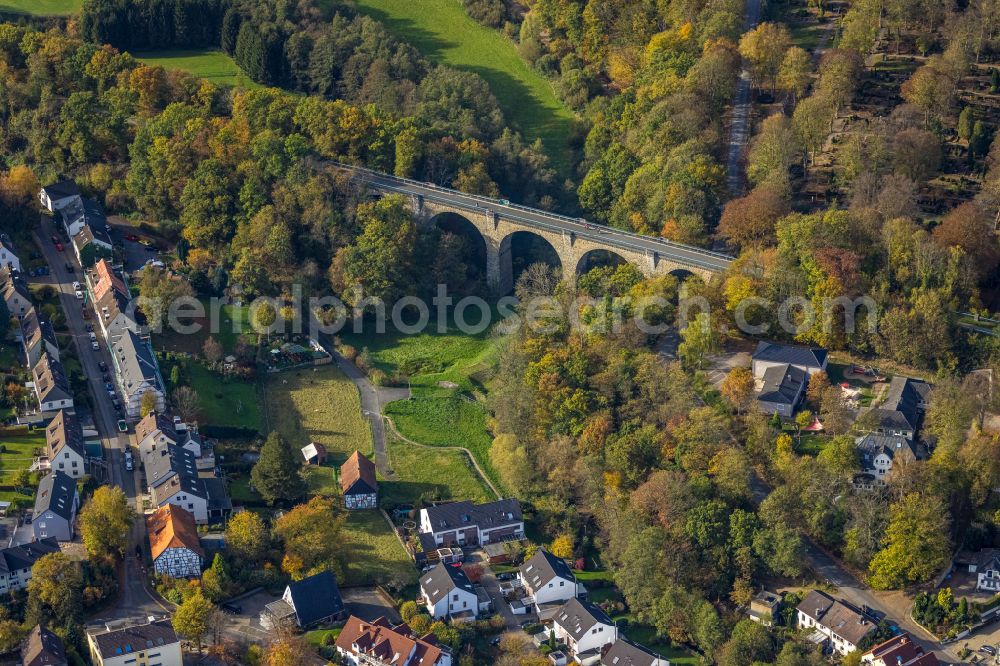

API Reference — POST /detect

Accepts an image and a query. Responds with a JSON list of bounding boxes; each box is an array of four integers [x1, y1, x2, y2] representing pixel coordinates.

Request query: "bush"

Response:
[[464, 0, 505, 27]]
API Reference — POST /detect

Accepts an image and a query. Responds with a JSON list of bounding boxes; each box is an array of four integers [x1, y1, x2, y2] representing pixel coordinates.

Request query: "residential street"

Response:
[[33, 216, 163, 620]]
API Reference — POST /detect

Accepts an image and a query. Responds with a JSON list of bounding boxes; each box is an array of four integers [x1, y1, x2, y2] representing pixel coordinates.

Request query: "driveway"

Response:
[[471, 551, 520, 631], [342, 587, 400, 623]]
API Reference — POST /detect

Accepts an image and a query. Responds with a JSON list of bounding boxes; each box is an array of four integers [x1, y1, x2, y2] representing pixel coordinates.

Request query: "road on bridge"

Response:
[[334, 164, 734, 275]]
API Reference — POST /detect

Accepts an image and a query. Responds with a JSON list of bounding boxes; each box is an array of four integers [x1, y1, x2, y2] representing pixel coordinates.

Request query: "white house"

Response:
[[32, 471, 79, 542], [21, 307, 60, 368], [1, 266, 31, 319], [44, 410, 87, 479], [552, 598, 617, 664], [519, 547, 577, 609], [796, 590, 874, 656], [112, 330, 165, 418], [0, 234, 20, 272], [32, 354, 73, 413], [956, 549, 1000, 593], [0, 539, 61, 595], [39, 180, 81, 213], [419, 499, 524, 548], [145, 445, 210, 524], [136, 412, 202, 464], [854, 434, 919, 489], [421, 562, 479, 620], [861, 634, 939, 666], [601, 639, 670, 666], [87, 618, 182, 666], [147, 505, 203, 579]]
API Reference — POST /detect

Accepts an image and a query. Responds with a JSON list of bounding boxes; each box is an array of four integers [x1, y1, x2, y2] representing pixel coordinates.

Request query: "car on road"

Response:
[[85, 323, 93, 332], [499, 199, 510, 205], [98, 361, 107, 372], [64, 262, 73, 273], [74, 289, 83, 299], [72, 281, 81, 291], [104, 382, 114, 391], [89, 332, 97, 342], [124, 450, 133, 470], [496, 573, 515, 581], [55, 242, 64, 252], [51, 235, 59, 244], [107, 389, 116, 399], [980, 646, 996, 656], [117, 419, 128, 432], [91, 340, 99, 350]]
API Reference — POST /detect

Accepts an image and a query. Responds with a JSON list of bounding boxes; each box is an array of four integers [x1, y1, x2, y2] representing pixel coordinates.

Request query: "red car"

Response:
[[125, 234, 139, 242], [54, 242, 64, 251]]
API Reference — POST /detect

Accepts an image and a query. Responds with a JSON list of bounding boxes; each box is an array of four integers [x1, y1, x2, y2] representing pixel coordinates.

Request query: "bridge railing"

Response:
[[329, 161, 735, 268]]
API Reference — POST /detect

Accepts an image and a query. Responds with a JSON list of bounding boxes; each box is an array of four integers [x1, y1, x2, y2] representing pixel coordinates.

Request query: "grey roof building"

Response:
[[755, 363, 807, 418], [1, 265, 31, 318], [752, 342, 827, 376], [419, 498, 525, 546], [32, 353, 73, 412], [601, 638, 670, 666], [869, 377, 931, 440], [113, 330, 165, 418], [21, 307, 60, 367], [422, 562, 476, 607], [0, 539, 60, 595], [87, 618, 181, 666], [21, 624, 67, 666], [261, 570, 345, 629], [45, 410, 87, 479], [33, 471, 79, 542]]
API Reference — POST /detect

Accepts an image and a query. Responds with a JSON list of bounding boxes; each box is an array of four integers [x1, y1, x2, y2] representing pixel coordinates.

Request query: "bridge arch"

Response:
[[576, 249, 628, 276], [497, 230, 563, 294], [429, 212, 488, 293]]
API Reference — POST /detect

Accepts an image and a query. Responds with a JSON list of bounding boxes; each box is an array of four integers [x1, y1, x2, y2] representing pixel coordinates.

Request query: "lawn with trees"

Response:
[[133, 49, 258, 88], [0, 427, 42, 505]]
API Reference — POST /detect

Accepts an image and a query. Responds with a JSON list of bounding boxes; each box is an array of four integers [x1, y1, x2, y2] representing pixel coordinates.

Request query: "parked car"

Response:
[[72, 281, 81, 291], [89, 332, 97, 342], [85, 323, 93, 332], [98, 361, 107, 372], [82, 305, 90, 319], [980, 646, 996, 656], [64, 262, 73, 273], [74, 289, 83, 299], [50, 235, 59, 244], [117, 419, 128, 432], [55, 242, 64, 252], [104, 382, 114, 391], [91, 341, 99, 351]]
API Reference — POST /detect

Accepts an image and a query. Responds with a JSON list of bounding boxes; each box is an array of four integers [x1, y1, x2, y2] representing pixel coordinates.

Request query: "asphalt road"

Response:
[[333, 164, 734, 274], [725, 0, 763, 196], [33, 216, 163, 620]]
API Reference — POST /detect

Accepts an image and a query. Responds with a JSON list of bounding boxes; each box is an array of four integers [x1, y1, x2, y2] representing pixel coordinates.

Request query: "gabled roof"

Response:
[[0, 538, 60, 576], [862, 634, 939, 666], [871, 377, 930, 432], [90, 619, 178, 659], [286, 570, 344, 626], [0, 265, 30, 304], [21, 624, 66, 666], [520, 547, 576, 591], [136, 412, 179, 447], [34, 471, 77, 521], [796, 590, 873, 646], [145, 444, 202, 497], [341, 450, 377, 496], [41, 180, 80, 200], [93, 259, 128, 302], [146, 504, 203, 562], [114, 330, 162, 396], [21, 307, 58, 353], [422, 498, 522, 533], [335, 615, 444, 666], [753, 341, 827, 369], [32, 353, 71, 404], [601, 638, 666, 666], [421, 562, 475, 605], [46, 410, 85, 459], [756, 363, 806, 405], [553, 598, 615, 641], [856, 434, 918, 467]]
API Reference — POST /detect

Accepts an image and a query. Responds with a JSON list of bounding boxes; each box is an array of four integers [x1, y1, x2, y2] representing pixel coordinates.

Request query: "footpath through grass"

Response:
[[341, 321, 502, 489], [133, 50, 259, 88], [351, 0, 574, 172], [0, 0, 80, 15]]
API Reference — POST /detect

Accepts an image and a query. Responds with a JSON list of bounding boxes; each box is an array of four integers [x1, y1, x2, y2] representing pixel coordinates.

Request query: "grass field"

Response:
[[381, 432, 493, 507], [340, 509, 416, 587], [264, 366, 373, 465], [342, 323, 501, 487], [0, 428, 43, 505], [154, 300, 254, 356], [0, 0, 80, 15], [133, 50, 259, 88], [187, 363, 262, 431], [351, 0, 574, 172]]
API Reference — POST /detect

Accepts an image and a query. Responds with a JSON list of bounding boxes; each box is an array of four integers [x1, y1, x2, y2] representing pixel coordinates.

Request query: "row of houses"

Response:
[[14, 616, 183, 666], [40, 179, 113, 267], [1, 264, 75, 414]]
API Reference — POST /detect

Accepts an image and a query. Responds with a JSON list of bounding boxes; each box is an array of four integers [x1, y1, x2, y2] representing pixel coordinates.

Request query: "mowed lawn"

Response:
[[0, 0, 80, 15], [351, 0, 575, 171], [340, 509, 416, 587], [133, 50, 259, 88], [342, 324, 501, 487], [264, 366, 373, 465], [381, 433, 493, 507], [0, 428, 43, 504], [188, 363, 262, 431]]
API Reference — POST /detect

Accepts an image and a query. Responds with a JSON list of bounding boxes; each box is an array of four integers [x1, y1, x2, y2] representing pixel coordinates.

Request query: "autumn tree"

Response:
[[202, 336, 223, 365], [251, 432, 305, 506], [678, 312, 720, 371], [26, 553, 83, 628], [777, 46, 812, 102], [933, 202, 1000, 278], [747, 114, 799, 193], [549, 535, 575, 559], [225, 510, 270, 562], [79, 486, 135, 559], [868, 493, 951, 589], [739, 22, 792, 93], [0, 166, 40, 207], [721, 367, 755, 415], [718, 187, 789, 248], [173, 589, 217, 653], [137, 266, 195, 332], [172, 386, 200, 423], [274, 496, 346, 580], [793, 95, 834, 164], [140, 389, 159, 418], [263, 634, 314, 666]]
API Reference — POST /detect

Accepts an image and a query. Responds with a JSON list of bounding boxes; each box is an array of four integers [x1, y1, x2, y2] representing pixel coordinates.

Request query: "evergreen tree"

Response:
[[992, 67, 1000, 93], [250, 432, 305, 505], [957, 107, 973, 141], [970, 120, 990, 161]]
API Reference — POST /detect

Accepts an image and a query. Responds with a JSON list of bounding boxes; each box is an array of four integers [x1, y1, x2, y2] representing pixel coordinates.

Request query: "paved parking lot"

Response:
[[342, 587, 400, 623]]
